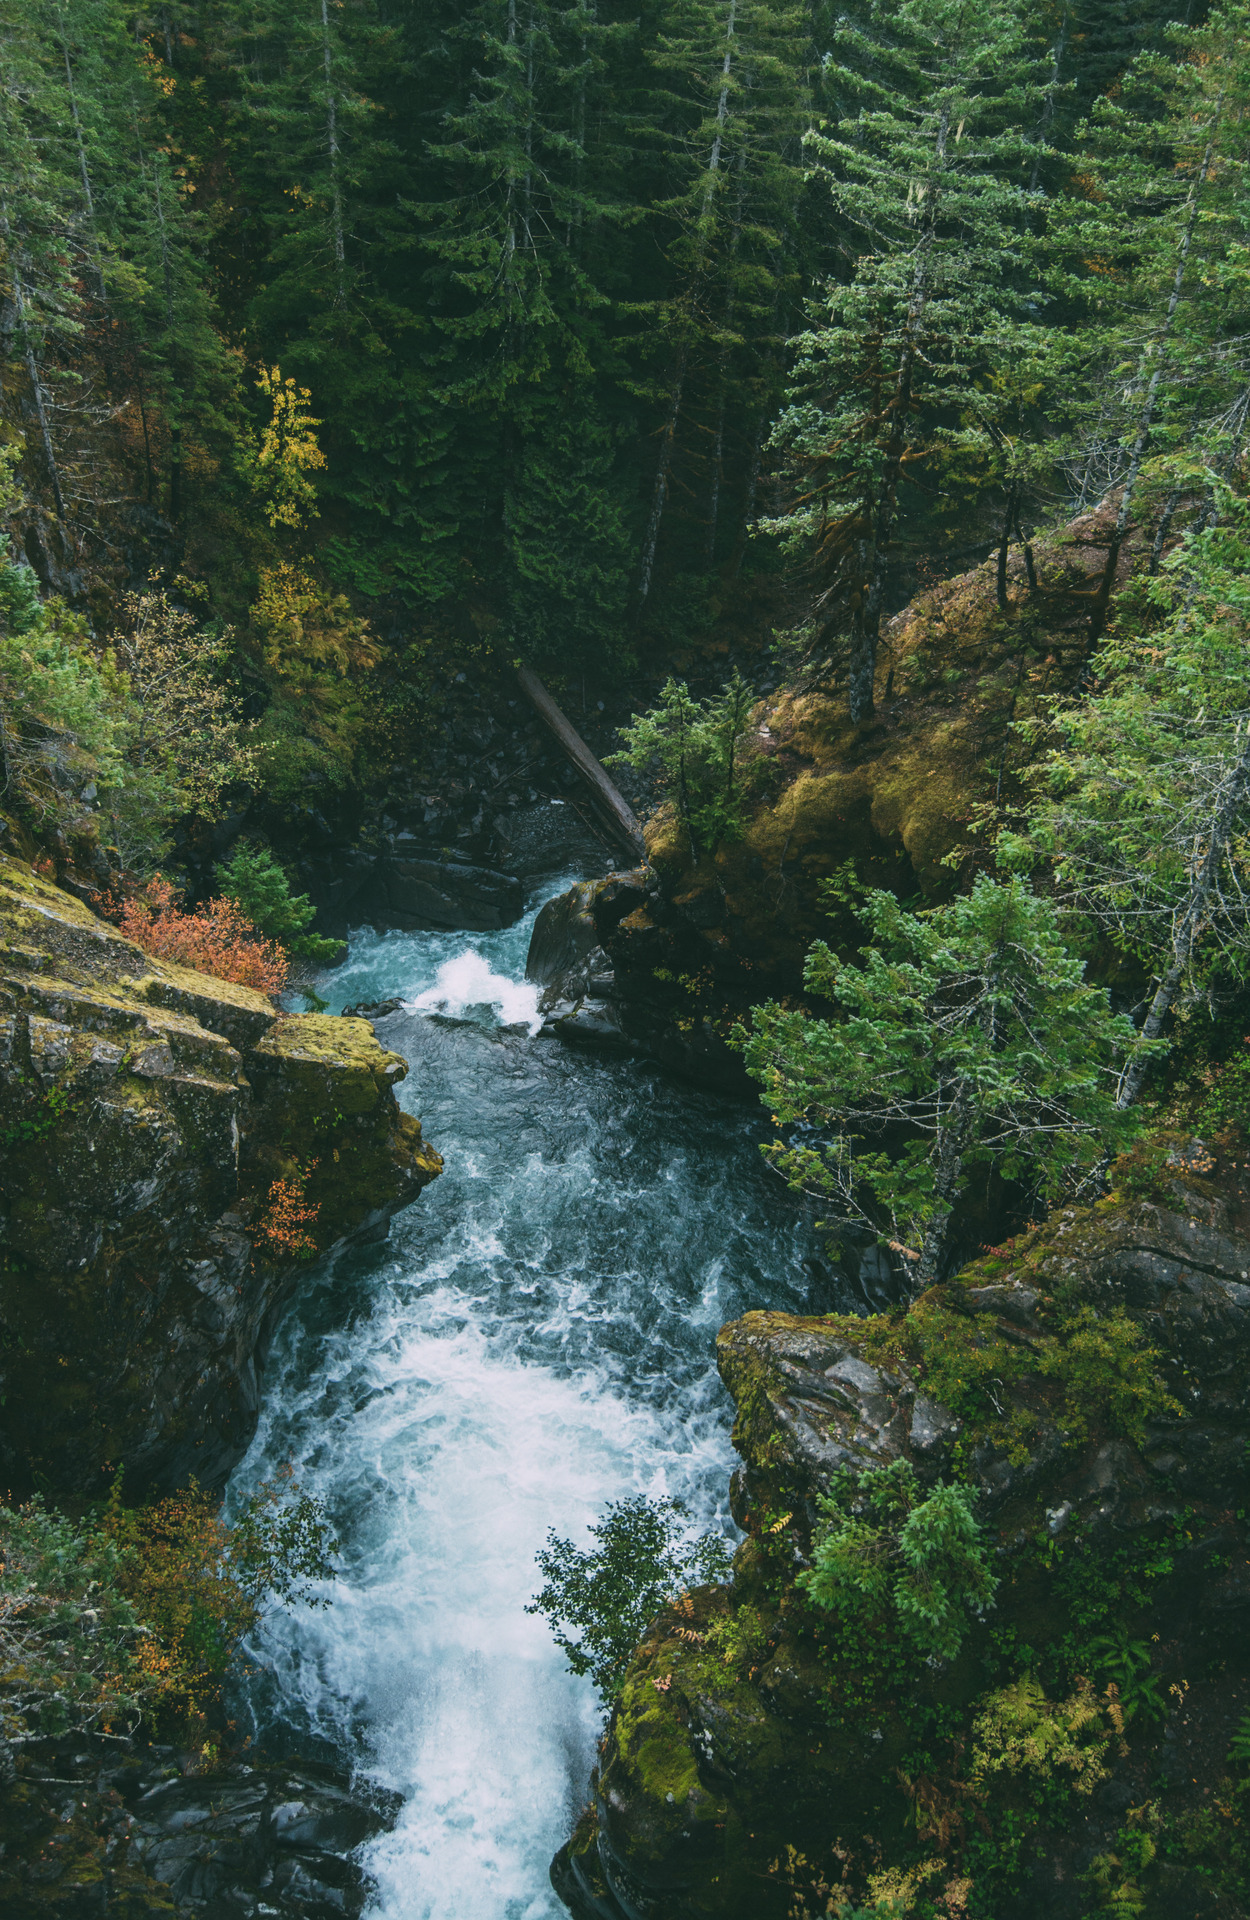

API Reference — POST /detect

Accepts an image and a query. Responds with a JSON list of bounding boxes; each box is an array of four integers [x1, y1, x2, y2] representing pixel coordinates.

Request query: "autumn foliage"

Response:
[[102, 1471, 336, 1740], [111, 875, 289, 995], [254, 1163, 321, 1259]]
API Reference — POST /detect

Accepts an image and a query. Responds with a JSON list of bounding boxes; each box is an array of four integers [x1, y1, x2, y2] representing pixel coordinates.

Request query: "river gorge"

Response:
[[225, 871, 826, 1920]]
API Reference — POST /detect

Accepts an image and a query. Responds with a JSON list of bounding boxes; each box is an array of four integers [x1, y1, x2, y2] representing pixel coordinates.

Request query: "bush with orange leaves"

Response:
[[110, 875, 289, 996], [253, 1162, 321, 1260]]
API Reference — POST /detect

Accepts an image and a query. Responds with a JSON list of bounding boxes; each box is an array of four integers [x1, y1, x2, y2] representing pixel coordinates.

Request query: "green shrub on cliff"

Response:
[[215, 843, 344, 967], [608, 670, 763, 860], [0, 1476, 336, 1769], [740, 872, 1149, 1288], [0, 1498, 149, 1760], [801, 1461, 997, 1663], [528, 1496, 732, 1705]]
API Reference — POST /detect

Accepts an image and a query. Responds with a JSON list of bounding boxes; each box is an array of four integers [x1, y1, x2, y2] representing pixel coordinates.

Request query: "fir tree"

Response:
[[768, 0, 1048, 721]]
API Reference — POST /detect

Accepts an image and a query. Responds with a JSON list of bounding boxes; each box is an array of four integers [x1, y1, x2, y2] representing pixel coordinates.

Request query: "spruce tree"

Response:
[[769, 0, 1048, 722], [1042, 3, 1250, 644]]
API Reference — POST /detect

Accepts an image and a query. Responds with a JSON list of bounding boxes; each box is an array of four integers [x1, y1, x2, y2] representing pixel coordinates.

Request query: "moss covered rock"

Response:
[[0, 855, 441, 1502], [557, 1174, 1250, 1919]]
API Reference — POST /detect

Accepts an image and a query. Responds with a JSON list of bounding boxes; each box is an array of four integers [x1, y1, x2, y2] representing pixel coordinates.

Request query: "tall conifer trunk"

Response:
[[320, 0, 346, 296], [848, 105, 948, 724], [1086, 108, 1221, 650]]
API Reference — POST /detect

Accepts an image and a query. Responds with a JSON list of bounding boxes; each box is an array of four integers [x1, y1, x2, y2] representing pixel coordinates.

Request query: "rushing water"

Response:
[[226, 873, 827, 1920]]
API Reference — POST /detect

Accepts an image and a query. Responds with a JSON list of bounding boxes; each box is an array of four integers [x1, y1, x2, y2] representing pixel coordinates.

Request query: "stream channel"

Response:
[[225, 836, 830, 1920]]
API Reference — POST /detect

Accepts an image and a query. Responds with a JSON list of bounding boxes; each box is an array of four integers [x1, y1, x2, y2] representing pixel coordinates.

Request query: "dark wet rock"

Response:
[[0, 1736, 399, 1920], [377, 848, 524, 931], [554, 1185, 1250, 1920], [529, 869, 751, 1096], [0, 856, 441, 1501]]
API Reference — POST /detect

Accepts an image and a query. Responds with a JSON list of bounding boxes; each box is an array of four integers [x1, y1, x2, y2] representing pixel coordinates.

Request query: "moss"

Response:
[[0, 856, 439, 1500]]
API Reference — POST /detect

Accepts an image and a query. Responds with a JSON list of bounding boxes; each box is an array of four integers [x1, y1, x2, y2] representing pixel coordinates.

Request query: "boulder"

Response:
[[555, 1179, 1250, 1919], [0, 1735, 400, 1920], [381, 850, 523, 931], [0, 855, 441, 1501]]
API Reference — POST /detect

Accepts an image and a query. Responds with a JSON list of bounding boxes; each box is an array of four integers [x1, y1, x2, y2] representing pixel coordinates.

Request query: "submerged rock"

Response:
[[0, 855, 441, 1501], [554, 1179, 1250, 1919]]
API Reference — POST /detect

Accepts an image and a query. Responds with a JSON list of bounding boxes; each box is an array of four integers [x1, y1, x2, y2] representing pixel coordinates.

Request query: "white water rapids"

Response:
[[226, 878, 824, 1920]]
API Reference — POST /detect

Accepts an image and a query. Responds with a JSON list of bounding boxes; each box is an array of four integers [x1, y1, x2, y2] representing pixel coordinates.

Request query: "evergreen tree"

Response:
[[1043, 4, 1250, 642], [631, 0, 809, 605], [1007, 495, 1250, 1106], [739, 873, 1143, 1289], [768, 0, 1048, 722]]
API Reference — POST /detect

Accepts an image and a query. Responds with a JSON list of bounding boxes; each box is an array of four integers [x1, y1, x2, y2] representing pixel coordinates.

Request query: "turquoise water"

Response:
[[227, 878, 824, 1920]]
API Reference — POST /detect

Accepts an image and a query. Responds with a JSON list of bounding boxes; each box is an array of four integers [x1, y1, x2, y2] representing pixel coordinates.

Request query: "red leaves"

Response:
[[110, 876, 289, 996]]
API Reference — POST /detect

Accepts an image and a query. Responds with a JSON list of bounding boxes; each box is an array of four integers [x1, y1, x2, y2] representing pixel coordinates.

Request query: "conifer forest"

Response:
[[5, 3, 1250, 1919]]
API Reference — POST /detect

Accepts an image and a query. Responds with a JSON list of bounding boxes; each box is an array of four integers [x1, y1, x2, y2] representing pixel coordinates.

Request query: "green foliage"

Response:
[[1006, 495, 1250, 1104], [0, 547, 130, 825], [609, 669, 762, 857], [214, 843, 343, 967], [1083, 1630, 1166, 1724], [527, 1496, 732, 1705], [101, 1470, 336, 1738], [1229, 1711, 1250, 1765], [703, 1600, 771, 1675], [0, 1497, 148, 1747], [768, 0, 1050, 719], [969, 1675, 1121, 1799], [740, 873, 1147, 1287], [800, 1461, 997, 1664], [0, 1078, 76, 1152]]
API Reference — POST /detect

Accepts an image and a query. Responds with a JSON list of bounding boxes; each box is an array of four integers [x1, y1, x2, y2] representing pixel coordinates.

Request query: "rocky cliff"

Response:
[[0, 853, 441, 1502], [555, 1155, 1250, 1920]]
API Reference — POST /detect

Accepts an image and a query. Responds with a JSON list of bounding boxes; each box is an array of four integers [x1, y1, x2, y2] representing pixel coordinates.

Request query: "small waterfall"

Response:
[[227, 877, 821, 1919]]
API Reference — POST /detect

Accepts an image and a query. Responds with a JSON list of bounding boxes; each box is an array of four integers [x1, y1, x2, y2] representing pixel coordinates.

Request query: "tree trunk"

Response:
[[848, 105, 948, 723], [913, 1080, 974, 1289], [637, 350, 687, 609], [1117, 730, 1250, 1106], [320, 0, 346, 296], [639, 1, 737, 609], [1087, 112, 1221, 649], [996, 481, 1018, 612], [0, 198, 66, 520], [514, 665, 645, 860]]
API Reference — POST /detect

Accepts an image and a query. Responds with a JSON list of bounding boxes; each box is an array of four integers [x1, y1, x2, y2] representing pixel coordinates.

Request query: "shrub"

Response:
[[800, 1460, 997, 1663], [112, 875, 289, 995], [253, 1165, 321, 1260], [528, 1496, 733, 1705], [969, 1674, 1123, 1798], [0, 1498, 149, 1763], [0, 1474, 335, 1763], [215, 843, 343, 967], [102, 1471, 335, 1737]]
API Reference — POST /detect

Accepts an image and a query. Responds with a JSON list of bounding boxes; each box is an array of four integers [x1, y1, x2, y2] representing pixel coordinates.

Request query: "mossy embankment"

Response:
[[0, 852, 440, 1503], [557, 1156, 1250, 1920], [536, 505, 1151, 1096]]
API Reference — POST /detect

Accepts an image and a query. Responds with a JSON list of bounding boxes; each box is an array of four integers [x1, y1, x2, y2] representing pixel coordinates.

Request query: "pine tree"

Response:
[[740, 873, 1142, 1288], [1043, 4, 1250, 643], [630, 0, 809, 606], [1007, 494, 1250, 1106], [768, 0, 1048, 722]]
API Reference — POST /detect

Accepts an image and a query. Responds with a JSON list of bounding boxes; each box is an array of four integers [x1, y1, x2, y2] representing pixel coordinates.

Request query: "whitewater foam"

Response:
[[227, 875, 822, 1918], [409, 949, 543, 1035]]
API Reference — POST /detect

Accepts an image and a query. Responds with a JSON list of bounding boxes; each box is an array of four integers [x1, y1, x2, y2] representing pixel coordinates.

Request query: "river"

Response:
[[225, 866, 825, 1920]]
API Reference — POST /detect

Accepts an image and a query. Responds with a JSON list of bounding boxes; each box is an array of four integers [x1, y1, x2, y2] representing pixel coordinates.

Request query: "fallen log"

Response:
[[515, 664, 645, 862]]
